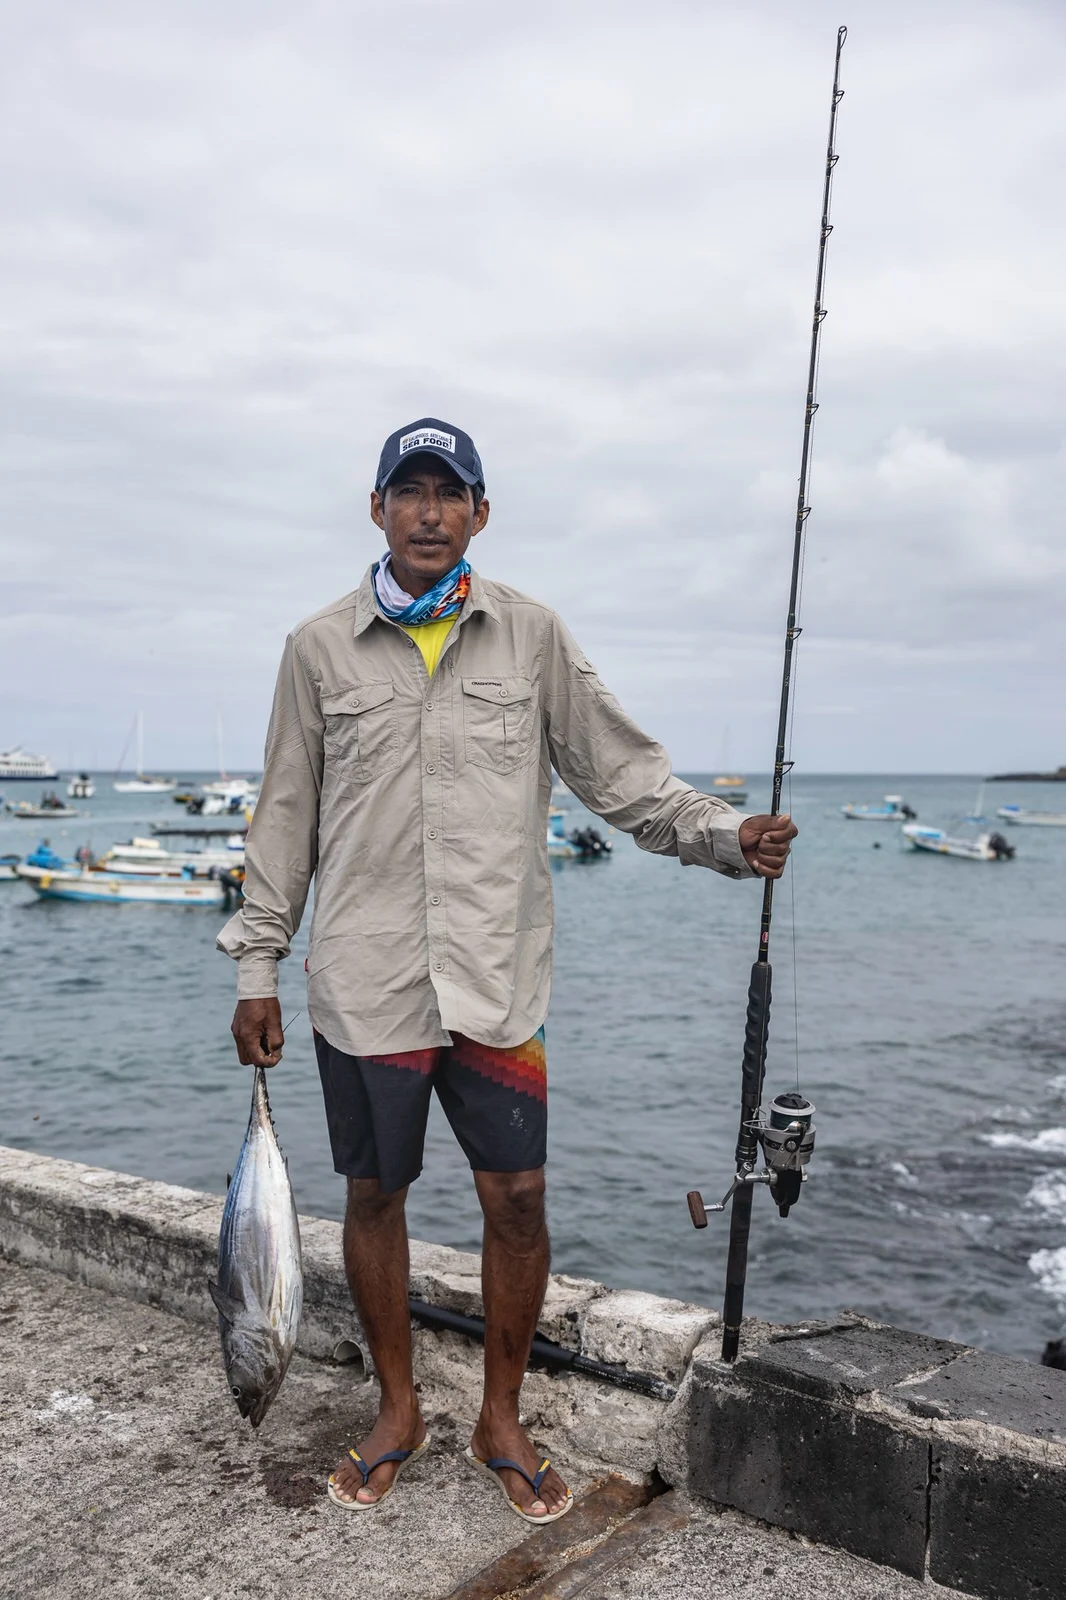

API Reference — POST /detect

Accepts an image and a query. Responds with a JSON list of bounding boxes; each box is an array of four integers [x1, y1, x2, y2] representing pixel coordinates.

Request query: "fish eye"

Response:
[[231, 1385, 243, 1398]]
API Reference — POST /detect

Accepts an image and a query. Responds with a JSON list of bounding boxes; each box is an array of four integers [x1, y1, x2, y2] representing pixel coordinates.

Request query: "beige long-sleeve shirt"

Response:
[[217, 566, 755, 1054]]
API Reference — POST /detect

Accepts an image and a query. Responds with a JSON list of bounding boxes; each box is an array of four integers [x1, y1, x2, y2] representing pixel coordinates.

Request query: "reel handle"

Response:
[[687, 1190, 709, 1229]]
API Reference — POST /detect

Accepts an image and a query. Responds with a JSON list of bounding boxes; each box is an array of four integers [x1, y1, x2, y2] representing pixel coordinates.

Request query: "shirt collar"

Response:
[[352, 562, 498, 638]]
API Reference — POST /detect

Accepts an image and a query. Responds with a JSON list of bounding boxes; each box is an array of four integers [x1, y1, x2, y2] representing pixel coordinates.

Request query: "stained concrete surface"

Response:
[[581, 1508, 975, 1600], [1, 1261, 976, 1600]]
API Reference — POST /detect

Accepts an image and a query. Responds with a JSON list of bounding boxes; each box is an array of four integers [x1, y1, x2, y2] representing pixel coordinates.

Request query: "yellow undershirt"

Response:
[[398, 616, 457, 678]]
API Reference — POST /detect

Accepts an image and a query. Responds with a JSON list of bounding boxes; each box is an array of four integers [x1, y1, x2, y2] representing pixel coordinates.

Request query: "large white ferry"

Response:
[[0, 746, 59, 782]]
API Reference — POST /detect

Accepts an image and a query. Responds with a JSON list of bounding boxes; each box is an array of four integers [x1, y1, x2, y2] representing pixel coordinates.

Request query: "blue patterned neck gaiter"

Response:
[[372, 553, 471, 625]]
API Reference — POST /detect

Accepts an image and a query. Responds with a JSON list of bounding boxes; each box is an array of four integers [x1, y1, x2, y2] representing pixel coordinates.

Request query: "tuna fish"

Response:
[[209, 1067, 303, 1427]]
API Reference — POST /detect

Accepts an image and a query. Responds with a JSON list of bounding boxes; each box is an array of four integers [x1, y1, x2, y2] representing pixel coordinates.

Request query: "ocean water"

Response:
[[1, 772, 1065, 1362]]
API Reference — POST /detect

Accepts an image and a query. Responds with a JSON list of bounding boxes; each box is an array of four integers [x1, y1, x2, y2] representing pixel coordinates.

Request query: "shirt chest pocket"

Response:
[[462, 676, 537, 775], [321, 682, 399, 785]]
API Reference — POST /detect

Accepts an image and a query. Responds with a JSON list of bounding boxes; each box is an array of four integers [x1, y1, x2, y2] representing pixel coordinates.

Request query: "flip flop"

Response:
[[464, 1445, 574, 1525], [327, 1434, 431, 1510]]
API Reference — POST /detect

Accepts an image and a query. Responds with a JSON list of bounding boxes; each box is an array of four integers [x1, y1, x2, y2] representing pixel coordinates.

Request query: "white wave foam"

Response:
[[980, 1128, 1066, 1153], [1028, 1246, 1066, 1307], [1025, 1174, 1066, 1223]]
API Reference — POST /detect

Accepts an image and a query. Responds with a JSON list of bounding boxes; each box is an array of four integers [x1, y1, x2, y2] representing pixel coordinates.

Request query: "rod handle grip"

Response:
[[687, 1190, 709, 1229], [741, 961, 772, 1105]]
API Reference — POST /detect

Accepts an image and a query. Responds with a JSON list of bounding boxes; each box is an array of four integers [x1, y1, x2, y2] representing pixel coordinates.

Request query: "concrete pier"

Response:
[[3, 1143, 1058, 1598]]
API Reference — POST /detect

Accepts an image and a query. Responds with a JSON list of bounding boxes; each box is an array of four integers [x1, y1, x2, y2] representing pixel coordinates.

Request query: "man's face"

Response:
[[370, 457, 490, 593]]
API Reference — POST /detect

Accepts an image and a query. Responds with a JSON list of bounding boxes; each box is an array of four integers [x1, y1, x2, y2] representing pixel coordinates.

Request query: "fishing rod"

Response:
[[408, 1299, 677, 1402], [686, 25, 847, 1364]]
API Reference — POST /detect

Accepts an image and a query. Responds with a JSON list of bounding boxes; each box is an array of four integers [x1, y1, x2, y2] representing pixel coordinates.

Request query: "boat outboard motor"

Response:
[[988, 832, 1014, 860], [900, 803, 918, 819]]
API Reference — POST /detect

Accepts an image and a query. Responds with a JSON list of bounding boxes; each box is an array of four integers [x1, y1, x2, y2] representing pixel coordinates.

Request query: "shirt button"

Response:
[[498, 688, 508, 698], [424, 702, 433, 711], [426, 828, 438, 839], [426, 763, 436, 774], [432, 960, 445, 972], [350, 696, 361, 707], [430, 894, 441, 905]]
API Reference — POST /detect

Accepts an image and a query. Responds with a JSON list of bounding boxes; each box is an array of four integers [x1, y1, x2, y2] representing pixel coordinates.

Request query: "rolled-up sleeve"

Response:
[[542, 617, 756, 880], [216, 632, 323, 996]]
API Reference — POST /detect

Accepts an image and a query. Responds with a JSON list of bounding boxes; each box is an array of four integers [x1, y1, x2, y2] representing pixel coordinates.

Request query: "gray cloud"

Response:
[[1, 0, 1063, 772]]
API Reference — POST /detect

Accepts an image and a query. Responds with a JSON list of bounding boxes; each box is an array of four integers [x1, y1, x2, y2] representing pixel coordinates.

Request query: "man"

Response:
[[220, 417, 796, 1521]]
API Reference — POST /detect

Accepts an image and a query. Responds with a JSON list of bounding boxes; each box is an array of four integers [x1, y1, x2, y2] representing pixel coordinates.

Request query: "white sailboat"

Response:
[[113, 712, 177, 794], [199, 709, 255, 801]]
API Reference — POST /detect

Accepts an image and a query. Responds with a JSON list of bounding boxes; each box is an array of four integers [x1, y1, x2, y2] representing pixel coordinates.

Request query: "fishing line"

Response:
[[686, 25, 847, 1363]]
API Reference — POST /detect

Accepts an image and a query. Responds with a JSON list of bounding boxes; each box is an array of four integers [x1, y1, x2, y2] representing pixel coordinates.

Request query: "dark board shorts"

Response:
[[314, 1027, 548, 1193]]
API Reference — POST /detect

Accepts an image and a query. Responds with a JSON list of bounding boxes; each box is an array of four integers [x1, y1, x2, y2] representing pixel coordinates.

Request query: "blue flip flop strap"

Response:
[[347, 1445, 414, 1485], [485, 1455, 552, 1496]]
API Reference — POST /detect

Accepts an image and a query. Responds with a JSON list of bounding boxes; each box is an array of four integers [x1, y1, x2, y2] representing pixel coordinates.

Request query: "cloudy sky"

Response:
[[2, 0, 1063, 773]]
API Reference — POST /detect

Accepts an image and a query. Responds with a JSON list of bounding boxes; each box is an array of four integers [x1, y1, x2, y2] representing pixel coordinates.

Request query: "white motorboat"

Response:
[[996, 805, 1066, 828], [0, 746, 58, 782], [113, 712, 177, 793], [100, 835, 244, 873], [842, 794, 918, 821], [66, 773, 95, 799], [902, 824, 1014, 862]]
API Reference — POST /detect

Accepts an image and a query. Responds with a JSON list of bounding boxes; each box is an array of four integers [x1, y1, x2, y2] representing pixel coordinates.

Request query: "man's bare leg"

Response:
[[469, 1168, 570, 1518], [330, 1177, 426, 1506]]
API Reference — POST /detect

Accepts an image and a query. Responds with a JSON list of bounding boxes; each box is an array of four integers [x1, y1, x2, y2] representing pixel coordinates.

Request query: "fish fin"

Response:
[[208, 1281, 245, 1323]]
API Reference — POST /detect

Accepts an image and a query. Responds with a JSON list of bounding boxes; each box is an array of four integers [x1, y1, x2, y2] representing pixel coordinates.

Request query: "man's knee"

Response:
[[476, 1167, 546, 1241], [345, 1176, 408, 1226]]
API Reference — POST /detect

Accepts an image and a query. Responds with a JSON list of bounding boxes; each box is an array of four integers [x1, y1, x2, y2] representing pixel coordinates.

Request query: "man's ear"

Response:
[[370, 489, 385, 530], [472, 496, 490, 536]]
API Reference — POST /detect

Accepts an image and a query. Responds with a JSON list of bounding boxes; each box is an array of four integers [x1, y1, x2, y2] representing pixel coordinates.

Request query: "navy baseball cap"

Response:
[[375, 417, 485, 495]]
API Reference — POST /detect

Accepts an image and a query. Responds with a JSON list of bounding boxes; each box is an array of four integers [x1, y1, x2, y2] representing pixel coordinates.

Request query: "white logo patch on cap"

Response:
[[400, 428, 456, 456]]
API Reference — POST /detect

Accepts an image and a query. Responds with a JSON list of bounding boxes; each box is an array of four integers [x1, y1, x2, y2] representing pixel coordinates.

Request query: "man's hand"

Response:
[[738, 814, 798, 878], [232, 997, 285, 1068]]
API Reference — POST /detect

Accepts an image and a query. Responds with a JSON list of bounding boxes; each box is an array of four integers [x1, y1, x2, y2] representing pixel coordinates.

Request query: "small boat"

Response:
[[200, 776, 256, 801], [711, 775, 748, 805], [91, 836, 243, 877], [995, 805, 1066, 828], [19, 862, 227, 905], [902, 824, 1014, 861], [5, 792, 79, 819], [546, 808, 612, 860], [186, 790, 255, 816], [113, 775, 178, 794], [113, 712, 177, 793], [842, 794, 917, 821], [105, 834, 244, 868], [0, 854, 21, 881], [66, 773, 95, 799]]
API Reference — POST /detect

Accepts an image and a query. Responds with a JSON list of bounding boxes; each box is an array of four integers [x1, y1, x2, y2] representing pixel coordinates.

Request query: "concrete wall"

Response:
[[657, 1315, 1066, 1600], [4, 1143, 1064, 1600], [0, 1144, 712, 1482]]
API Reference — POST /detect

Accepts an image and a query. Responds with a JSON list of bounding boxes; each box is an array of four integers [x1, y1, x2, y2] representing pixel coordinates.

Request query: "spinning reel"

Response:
[[687, 1091, 817, 1227]]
